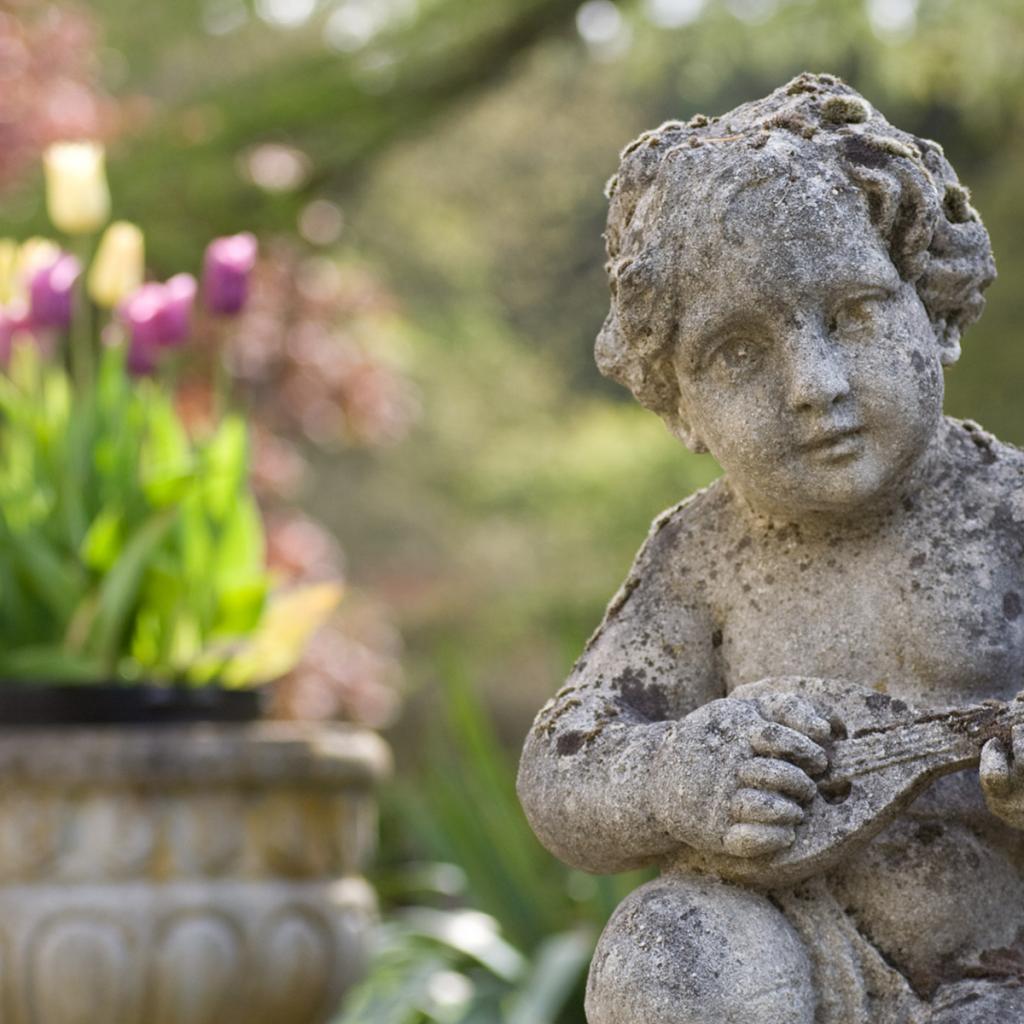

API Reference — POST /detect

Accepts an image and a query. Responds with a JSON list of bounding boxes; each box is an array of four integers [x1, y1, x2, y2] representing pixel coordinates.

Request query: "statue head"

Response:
[[596, 73, 996, 517]]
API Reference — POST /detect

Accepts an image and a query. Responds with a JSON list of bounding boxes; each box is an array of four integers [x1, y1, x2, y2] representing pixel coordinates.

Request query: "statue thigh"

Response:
[[585, 872, 815, 1024], [930, 980, 1024, 1022]]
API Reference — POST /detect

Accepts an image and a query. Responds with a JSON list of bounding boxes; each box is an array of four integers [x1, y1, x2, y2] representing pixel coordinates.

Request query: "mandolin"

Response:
[[689, 676, 1024, 888]]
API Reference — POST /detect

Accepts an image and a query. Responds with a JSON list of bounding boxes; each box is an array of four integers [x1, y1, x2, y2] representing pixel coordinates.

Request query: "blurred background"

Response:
[[3, 0, 1023, 1019]]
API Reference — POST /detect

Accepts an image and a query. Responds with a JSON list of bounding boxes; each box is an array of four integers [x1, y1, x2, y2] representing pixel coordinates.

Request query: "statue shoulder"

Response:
[[599, 478, 728, 627]]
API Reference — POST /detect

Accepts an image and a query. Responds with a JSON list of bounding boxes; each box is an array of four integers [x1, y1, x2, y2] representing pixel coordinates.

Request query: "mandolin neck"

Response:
[[829, 697, 1024, 784]]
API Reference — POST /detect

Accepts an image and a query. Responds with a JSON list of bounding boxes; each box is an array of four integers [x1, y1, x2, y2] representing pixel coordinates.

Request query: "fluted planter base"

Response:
[[0, 723, 390, 1024]]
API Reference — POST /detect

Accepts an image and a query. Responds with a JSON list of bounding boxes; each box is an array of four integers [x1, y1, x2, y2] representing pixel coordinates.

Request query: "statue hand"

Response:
[[724, 692, 836, 858], [980, 727, 1024, 829], [652, 693, 831, 859]]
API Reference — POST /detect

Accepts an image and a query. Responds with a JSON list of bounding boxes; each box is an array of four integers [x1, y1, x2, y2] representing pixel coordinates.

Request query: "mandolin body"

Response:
[[673, 676, 1024, 888]]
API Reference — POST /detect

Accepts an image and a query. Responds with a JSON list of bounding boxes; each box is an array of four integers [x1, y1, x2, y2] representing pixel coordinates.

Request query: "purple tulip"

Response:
[[118, 274, 197, 375], [119, 284, 164, 374], [201, 232, 257, 315], [159, 273, 197, 347], [28, 252, 82, 330]]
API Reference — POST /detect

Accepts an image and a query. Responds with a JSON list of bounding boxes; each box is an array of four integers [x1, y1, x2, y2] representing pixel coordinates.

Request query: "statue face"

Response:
[[670, 179, 944, 519]]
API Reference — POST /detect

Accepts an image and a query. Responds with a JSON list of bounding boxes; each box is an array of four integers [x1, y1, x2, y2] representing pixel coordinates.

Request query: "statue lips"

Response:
[[797, 425, 864, 460]]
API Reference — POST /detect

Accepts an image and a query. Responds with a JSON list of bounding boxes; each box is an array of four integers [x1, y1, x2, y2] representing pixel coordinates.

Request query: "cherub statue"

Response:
[[516, 74, 1024, 1024]]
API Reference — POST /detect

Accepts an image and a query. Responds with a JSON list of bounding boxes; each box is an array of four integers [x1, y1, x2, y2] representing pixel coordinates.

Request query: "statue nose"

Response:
[[785, 325, 850, 413]]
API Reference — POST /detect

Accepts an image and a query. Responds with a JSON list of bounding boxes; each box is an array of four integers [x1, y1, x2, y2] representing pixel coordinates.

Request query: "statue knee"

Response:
[[585, 874, 815, 1024]]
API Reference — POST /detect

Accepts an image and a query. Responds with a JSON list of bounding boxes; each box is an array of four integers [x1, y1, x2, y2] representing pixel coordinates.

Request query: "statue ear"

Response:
[[666, 406, 709, 454], [938, 333, 961, 368]]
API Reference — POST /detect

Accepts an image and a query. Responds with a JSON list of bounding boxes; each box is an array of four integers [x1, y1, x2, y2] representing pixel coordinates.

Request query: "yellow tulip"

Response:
[[42, 142, 111, 235], [0, 238, 61, 308], [0, 239, 18, 305], [88, 221, 145, 307], [18, 237, 61, 274]]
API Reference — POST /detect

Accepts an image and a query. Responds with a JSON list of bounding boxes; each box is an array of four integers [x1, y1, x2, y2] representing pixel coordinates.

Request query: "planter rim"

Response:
[[0, 721, 392, 787], [0, 682, 262, 726]]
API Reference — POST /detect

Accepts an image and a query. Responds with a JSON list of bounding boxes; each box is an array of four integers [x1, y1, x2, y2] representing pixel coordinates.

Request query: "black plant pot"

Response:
[[0, 682, 262, 726]]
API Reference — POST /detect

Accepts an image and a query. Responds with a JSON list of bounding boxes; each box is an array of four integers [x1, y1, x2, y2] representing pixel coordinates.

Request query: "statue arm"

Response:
[[516, 507, 722, 874]]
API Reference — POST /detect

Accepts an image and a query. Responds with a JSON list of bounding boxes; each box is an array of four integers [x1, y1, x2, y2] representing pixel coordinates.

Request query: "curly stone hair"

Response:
[[595, 72, 996, 422]]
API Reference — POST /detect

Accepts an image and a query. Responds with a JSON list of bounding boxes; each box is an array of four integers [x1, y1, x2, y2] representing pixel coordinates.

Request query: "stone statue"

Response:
[[516, 73, 1024, 1023]]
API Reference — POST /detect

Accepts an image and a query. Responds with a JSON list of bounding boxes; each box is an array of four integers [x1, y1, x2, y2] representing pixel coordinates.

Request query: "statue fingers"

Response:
[[980, 738, 1012, 799], [730, 787, 804, 826], [736, 757, 817, 803], [750, 721, 828, 776], [723, 823, 795, 859], [1010, 726, 1024, 787], [754, 694, 832, 743]]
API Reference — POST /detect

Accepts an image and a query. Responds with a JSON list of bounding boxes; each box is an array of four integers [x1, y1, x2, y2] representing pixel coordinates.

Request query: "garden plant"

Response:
[[0, 141, 338, 691]]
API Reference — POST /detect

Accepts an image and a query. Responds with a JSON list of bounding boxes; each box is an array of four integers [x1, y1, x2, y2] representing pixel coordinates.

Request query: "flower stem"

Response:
[[213, 318, 234, 418], [70, 235, 96, 394]]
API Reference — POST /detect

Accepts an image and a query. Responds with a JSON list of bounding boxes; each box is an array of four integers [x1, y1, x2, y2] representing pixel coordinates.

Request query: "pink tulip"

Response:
[[201, 233, 257, 315], [28, 252, 81, 330]]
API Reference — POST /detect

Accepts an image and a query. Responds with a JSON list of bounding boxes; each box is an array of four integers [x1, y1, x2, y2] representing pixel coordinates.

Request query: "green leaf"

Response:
[[0, 647, 105, 682], [400, 908, 526, 983], [191, 582, 340, 687], [3, 528, 83, 622], [56, 388, 94, 549], [202, 414, 249, 521], [213, 578, 267, 636], [179, 490, 214, 585], [86, 508, 177, 669], [6, 340, 42, 396], [212, 493, 265, 591], [80, 506, 124, 572], [139, 390, 194, 506], [129, 606, 164, 670], [504, 930, 593, 1024], [168, 610, 204, 672]]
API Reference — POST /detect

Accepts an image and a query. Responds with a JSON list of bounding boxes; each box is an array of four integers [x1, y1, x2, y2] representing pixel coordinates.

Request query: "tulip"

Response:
[[118, 273, 197, 374], [0, 240, 18, 305], [17, 238, 61, 279], [119, 284, 164, 374], [159, 274, 198, 347], [42, 142, 111, 235], [89, 221, 145, 308], [28, 253, 82, 330], [202, 232, 257, 315]]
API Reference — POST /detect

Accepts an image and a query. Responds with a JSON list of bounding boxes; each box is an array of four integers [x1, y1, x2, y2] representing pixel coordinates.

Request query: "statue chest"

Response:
[[708, 531, 1024, 705]]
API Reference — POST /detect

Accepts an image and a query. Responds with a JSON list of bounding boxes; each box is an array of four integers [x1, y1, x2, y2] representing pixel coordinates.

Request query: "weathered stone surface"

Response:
[[0, 722, 390, 1024], [517, 73, 1024, 1022]]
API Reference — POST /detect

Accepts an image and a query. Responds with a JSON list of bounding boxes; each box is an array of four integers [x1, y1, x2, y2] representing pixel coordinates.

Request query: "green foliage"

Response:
[[338, 658, 648, 1024], [0, 340, 288, 684], [337, 909, 592, 1024]]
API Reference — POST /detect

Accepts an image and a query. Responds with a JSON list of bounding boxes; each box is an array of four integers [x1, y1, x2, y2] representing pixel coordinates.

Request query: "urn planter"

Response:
[[0, 706, 390, 1024]]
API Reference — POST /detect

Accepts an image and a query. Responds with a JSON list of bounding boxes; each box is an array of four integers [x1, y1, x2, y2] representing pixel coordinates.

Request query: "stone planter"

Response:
[[0, 721, 390, 1024]]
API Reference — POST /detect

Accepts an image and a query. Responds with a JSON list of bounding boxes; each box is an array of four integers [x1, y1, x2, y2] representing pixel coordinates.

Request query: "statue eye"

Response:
[[829, 293, 886, 336], [712, 336, 762, 375]]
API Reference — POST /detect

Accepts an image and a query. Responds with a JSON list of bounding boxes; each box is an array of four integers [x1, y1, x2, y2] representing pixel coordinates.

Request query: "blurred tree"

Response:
[[0, 1, 120, 194], [319, 0, 1024, 732], [24, 0, 1020, 729], [9, 0, 584, 266]]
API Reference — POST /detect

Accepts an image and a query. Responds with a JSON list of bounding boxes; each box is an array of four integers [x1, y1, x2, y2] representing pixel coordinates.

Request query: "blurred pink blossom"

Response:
[[0, 3, 122, 194]]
